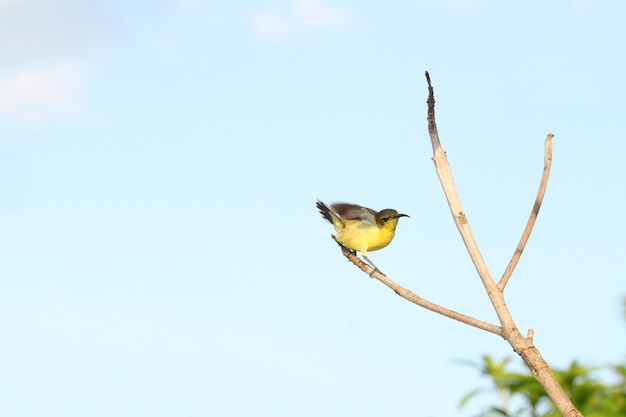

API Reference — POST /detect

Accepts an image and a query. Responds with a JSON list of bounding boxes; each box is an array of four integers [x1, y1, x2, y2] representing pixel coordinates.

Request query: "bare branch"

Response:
[[425, 71, 500, 301], [331, 236, 503, 336], [322, 73, 582, 417], [424, 72, 583, 417], [498, 134, 554, 290]]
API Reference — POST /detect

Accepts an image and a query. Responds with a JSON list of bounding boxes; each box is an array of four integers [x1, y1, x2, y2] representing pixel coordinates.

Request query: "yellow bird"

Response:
[[316, 200, 409, 272]]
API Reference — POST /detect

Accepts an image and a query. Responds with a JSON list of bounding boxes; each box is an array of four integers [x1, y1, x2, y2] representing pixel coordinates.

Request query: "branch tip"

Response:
[[498, 135, 554, 290]]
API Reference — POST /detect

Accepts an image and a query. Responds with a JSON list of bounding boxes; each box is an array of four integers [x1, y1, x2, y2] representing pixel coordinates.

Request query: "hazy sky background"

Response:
[[1, 1, 625, 416]]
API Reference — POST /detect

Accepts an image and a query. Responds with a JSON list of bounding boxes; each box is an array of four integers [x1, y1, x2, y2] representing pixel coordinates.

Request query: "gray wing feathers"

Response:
[[330, 203, 377, 225]]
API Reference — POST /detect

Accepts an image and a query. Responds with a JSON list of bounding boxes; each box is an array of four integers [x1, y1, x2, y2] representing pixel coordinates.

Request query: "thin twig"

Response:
[[332, 236, 503, 336], [498, 135, 554, 290], [425, 72, 500, 301]]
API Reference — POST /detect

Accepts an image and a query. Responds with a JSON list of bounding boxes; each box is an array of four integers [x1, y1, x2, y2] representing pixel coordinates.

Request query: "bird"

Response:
[[316, 200, 409, 273]]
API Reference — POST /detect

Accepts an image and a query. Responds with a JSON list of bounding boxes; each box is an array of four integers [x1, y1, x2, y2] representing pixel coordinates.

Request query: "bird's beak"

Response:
[[396, 213, 410, 219]]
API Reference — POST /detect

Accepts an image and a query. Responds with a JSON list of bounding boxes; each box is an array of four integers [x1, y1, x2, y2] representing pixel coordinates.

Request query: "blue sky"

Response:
[[1, 1, 625, 416]]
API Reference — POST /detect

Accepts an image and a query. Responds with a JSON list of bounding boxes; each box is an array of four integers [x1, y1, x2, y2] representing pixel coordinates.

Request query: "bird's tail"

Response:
[[316, 200, 334, 224]]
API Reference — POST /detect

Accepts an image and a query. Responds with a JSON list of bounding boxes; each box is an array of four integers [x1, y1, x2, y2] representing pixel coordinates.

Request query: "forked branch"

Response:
[[424, 71, 582, 417], [325, 72, 582, 417]]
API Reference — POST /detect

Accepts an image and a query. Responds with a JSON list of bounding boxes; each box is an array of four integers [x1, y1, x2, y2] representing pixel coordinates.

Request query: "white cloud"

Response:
[[0, 62, 86, 125], [294, 0, 352, 26], [0, 0, 119, 127], [0, 0, 18, 11], [254, 0, 354, 42]]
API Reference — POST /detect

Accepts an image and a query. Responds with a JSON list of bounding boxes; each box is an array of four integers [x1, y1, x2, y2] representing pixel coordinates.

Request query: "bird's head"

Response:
[[375, 209, 410, 228]]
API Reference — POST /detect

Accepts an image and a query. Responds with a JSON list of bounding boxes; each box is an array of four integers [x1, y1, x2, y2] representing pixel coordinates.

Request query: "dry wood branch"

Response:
[[321, 72, 582, 417], [426, 73, 501, 302], [331, 236, 503, 336], [498, 134, 554, 290], [424, 71, 583, 417]]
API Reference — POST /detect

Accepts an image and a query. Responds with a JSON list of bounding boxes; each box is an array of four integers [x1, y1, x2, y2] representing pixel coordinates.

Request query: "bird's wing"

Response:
[[331, 203, 378, 225]]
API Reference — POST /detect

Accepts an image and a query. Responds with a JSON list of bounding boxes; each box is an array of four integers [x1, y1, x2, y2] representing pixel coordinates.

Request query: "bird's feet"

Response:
[[362, 256, 383, 277], [368, 267, 385, 277]]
